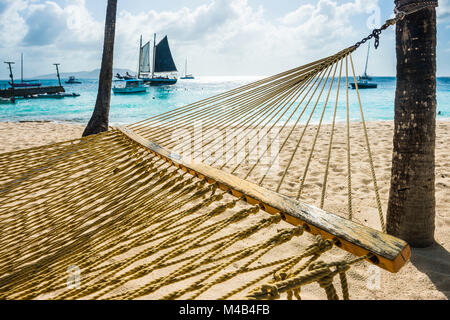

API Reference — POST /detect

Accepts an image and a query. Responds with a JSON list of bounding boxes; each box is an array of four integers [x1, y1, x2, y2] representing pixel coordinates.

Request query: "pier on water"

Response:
[[0, 86, 65, 99]]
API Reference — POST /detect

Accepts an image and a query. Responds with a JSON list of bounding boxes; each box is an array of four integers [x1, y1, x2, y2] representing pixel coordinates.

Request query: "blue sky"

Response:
[[0, 0, 449, 79]]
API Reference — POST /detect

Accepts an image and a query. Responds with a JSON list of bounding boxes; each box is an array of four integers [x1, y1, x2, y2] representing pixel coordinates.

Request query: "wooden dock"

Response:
[[0, 86, 65, 98]]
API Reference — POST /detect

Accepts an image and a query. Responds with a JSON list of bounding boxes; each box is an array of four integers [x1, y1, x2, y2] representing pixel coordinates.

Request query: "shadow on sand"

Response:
[[410, 241, 450, 299]]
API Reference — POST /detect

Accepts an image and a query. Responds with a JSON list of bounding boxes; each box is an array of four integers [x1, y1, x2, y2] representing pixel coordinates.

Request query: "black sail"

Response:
[[154, 36, 177, 73]]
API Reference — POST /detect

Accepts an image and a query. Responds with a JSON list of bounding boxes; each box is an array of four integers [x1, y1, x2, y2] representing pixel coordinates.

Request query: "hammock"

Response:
[[0, 46, 410, 300]]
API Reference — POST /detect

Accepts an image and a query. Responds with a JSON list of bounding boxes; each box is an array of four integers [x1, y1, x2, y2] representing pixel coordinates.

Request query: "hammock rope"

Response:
[[126, 48, 383, 227], [0, 128, 377, 300]]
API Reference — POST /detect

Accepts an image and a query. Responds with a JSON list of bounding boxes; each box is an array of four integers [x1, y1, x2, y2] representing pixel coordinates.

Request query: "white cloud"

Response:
[[23, 1, 66, 46], [0, 0, 399, 78], [0, 0, 28, 47], [65, 0, 103, 44], [115, 0, 384, 76], [0, 0, 103, 76], [0, 0, 102, 47]]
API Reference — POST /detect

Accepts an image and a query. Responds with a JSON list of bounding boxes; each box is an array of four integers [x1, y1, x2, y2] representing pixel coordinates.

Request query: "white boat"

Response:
[[0, 97, 14, 104], [65, 76, 82, 84], [37, 93, 80, 99], [350, 42, 377, 89], [180, 58, 194, 80], [112, 79, 148, 94]]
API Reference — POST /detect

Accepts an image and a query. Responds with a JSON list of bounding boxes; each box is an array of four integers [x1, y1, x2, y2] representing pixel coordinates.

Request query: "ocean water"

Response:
[[0, 77, 449, 125]]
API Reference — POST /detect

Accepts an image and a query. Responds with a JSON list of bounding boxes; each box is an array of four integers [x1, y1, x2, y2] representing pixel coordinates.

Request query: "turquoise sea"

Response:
[[1, 77, 449, 125]]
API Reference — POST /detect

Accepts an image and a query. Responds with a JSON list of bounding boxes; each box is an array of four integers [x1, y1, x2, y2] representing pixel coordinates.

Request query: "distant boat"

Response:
[[115, 72, 137, 80], [138, 34, 178, 86], [65, 76, 82, 84], [180, 58, 194, 80], [37, 93, 80, 99], [59, 93, 80, 97], [113, 79, 148, 94], [9, 81, 42, 88], [37, 93, 64, 99], [350, 42, 377, 89], [0, 97, 14, 104], [9, 54, 42, 88], [350, 80, 377, 89]]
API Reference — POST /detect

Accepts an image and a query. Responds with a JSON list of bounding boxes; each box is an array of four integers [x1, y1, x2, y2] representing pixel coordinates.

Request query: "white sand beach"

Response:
[[0, 120, 448, 300]]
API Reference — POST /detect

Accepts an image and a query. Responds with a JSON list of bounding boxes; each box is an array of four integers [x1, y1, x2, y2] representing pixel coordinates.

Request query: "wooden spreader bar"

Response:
[[118, 127, 411, 273]]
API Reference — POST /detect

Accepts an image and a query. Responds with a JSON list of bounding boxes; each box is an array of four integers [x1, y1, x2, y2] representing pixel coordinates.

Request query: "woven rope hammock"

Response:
[[0, 46, 411, 300]]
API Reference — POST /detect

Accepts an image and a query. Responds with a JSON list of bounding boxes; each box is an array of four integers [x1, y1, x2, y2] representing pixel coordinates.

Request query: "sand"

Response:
[[0, 120, 448, 300], [0, 122, 85, 154]]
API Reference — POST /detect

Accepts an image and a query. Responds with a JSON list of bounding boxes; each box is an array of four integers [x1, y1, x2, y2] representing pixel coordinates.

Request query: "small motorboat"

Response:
[[65, 76, 82, 84], [59, 93, 80, 97], [37, 93, 80, 99], [116, 72, 137, 80], [113, 79, 148, 94], [0, 97, 15, 104]]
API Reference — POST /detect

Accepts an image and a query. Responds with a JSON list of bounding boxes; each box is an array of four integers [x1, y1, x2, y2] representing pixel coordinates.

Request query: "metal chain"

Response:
[[354, 0, 438, 50]]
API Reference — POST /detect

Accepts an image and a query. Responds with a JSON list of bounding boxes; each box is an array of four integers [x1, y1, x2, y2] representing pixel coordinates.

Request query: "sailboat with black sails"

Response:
[[138, 34, 178, 86]]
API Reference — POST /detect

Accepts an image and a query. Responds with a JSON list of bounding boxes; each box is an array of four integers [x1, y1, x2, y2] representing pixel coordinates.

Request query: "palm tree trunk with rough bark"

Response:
[[387, 0, 437, 247], [83, 0, 118, 137]]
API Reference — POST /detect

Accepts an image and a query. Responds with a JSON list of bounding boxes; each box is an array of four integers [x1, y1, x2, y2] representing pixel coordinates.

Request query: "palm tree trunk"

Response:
[[83, 0, 118, 137], [387, 0, 437, 247]]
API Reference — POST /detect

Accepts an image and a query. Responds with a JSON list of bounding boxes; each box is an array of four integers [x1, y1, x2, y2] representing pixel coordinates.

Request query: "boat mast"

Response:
[[4, 61, 15, 102], [54, 63, 61, 87], [138, 35, 142, 79], [21, 53, 23, 83], [185, 58, 188, 77], [152, 33, 156, 79], [364, 42, 370, 77]]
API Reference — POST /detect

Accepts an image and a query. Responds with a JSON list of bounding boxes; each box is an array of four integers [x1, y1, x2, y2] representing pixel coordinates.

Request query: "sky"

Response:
[[0, 0, 449, 79]]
